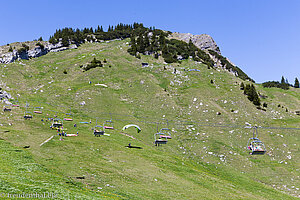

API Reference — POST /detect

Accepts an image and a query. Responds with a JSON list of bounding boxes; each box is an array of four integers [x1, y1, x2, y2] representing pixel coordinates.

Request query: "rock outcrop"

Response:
[[170, 32, 221, 54], [0, 87, 12, 105], [0, 42, 77, 64], [0, 90, 12, 100]]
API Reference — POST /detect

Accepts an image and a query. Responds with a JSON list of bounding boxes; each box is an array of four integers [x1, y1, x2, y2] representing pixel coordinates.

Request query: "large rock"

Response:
[[170, 32, 221, 54], [0, 51, 18, 64], [0, 90, 12, 100], [27, 46, 48, 58]]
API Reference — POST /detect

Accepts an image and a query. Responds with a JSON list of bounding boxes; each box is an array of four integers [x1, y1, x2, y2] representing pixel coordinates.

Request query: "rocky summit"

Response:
[[170, 32, 221, 54]]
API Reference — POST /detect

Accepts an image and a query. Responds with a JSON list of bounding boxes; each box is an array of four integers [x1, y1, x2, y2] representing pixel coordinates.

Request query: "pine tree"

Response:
[[158, 35, 166, 47], [143, 33, 150, 51], [96, 25, 100, 32], [188, 39, 196, 58], [247, 84, 255, 102], [253, 91, 261, 106], [244, 84, 250, 95], [136, 34, 145, 53], [294, 77, 299, 88], [280, 76, 289, 90], [281, 76, 285, 84], [250, 84, 261, 106], [240, 82, 244, 90], [61, 36, 69, 47]]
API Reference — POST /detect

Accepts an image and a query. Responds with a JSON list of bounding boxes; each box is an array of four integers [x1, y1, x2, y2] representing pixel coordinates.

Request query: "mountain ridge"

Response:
[[0, 23, 253, 82]]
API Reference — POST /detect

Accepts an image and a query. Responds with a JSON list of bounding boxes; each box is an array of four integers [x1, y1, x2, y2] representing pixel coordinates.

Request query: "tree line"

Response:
[[262, 76, 299, 90], [48, 23, 146, 46]]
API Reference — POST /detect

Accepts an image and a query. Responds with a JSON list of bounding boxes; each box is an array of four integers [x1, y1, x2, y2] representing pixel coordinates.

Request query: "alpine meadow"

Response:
[[0, 23, 299, 200]]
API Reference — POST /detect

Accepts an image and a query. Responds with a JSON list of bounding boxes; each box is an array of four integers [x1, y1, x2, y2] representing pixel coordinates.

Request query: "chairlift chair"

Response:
[[24, 111, 33, 119], [34, 106, 42, 114], [154, 128, 171, 146], [247, 127, 266, 155], [103, 120, 114, 130], [3, 104, 12, 112], [12, 97, 20, 107], [94, 125, 105, 136], [51, 118, 63, 129], [64, 107, 73, 121], [93, 118, 105, 136], [247, 138, 266, 155], [159, 128, 172, 139]]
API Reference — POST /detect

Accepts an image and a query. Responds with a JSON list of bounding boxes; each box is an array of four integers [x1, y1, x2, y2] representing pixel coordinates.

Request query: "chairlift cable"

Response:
[[18, 101, 300, 131]]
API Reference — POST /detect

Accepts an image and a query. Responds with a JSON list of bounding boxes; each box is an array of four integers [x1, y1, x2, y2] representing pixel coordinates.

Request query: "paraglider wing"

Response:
[[122, 124, 141, 133]]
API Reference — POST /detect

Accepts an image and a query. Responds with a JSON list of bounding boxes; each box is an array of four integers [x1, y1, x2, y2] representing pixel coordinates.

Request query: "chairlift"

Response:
[[154, 125, 172, 146], [159, 128, 172, 139], [12, 97, 20, 107], [64, 107, 73, 121], [103, 120, 114, 130], [51, 118, 64, 130], [94, 125, 105, 136], [24, 102, 32, 119], [93, 118, 104, 136], [24, 111, 33, 119], [3, 104, 12, 112], [34, 106, 43, 114], [247, 126, 266, 155]]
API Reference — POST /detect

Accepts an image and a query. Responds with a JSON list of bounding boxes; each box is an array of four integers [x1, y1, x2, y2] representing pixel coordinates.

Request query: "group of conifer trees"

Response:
[[262, 76, 299, 90], [127, 29, 216, 67], [240, 82, 261, 106], [48, 23, 145, 46]]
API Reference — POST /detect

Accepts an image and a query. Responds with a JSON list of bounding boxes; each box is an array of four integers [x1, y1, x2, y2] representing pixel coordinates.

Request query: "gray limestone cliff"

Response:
[[170, 32, 221, 54]]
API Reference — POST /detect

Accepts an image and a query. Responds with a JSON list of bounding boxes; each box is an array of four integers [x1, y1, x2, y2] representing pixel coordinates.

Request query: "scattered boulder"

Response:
[[141, 63, 149, 67]]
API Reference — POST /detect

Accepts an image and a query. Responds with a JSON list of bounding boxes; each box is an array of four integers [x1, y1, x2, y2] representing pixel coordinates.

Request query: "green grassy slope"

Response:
[[0, 39, 299, 199]]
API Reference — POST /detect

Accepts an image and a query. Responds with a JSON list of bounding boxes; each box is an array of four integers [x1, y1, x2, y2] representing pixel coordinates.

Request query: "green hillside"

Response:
[[0, 38, 299, 199]]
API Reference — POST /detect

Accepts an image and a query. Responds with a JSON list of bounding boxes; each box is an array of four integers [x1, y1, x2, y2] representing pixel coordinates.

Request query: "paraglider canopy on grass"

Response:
[[122, 124, 141, 133]]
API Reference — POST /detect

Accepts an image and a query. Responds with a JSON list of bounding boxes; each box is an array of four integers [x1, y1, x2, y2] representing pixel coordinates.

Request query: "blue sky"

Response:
[[1, 0, 299, 83]]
